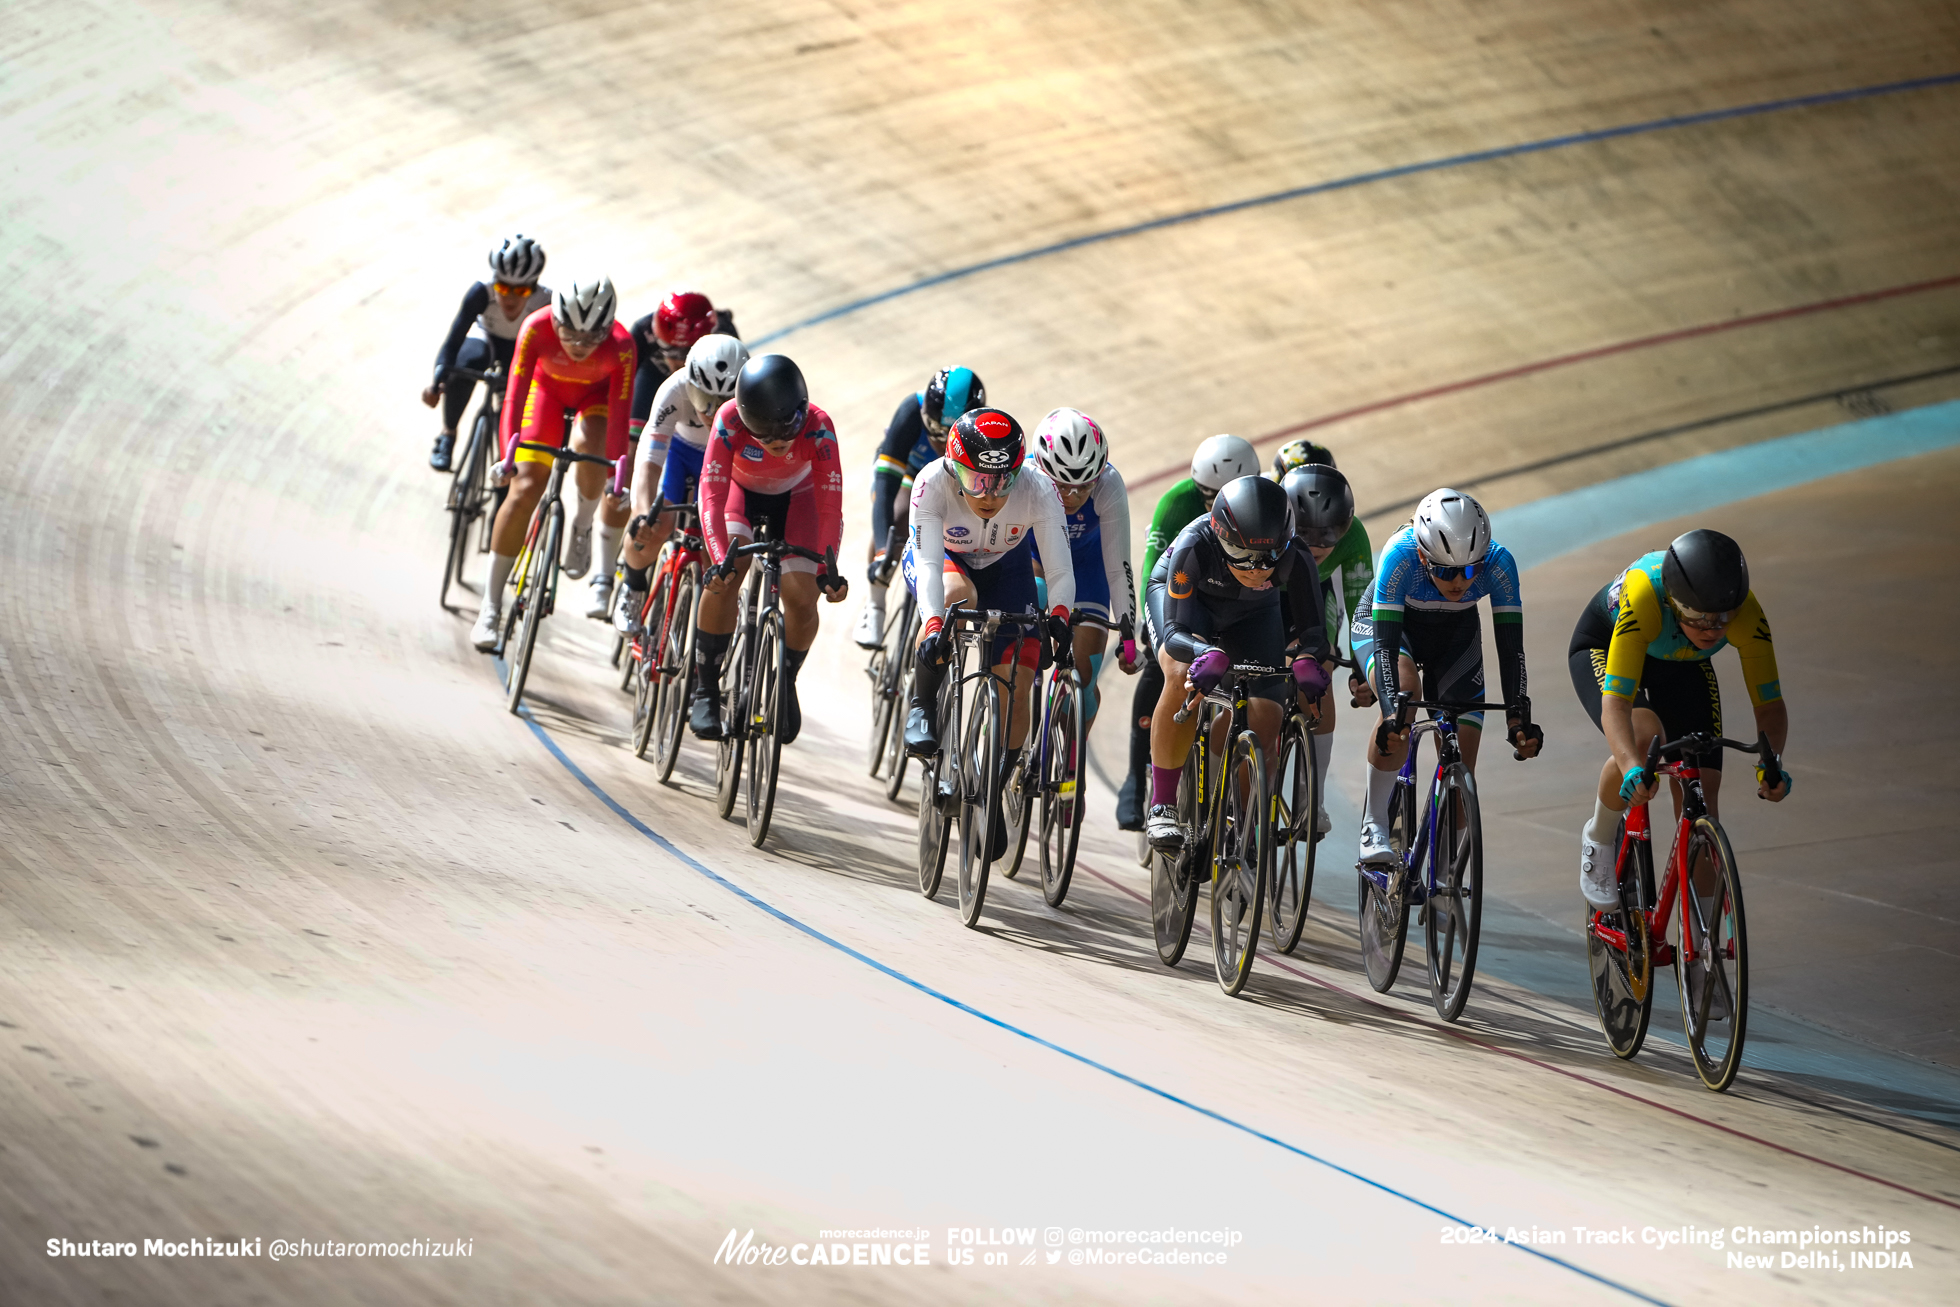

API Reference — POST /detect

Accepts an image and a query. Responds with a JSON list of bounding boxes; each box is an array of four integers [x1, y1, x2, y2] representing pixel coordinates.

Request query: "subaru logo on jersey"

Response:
[[947, 525, 969, 538], [739, 444, 764, 461]]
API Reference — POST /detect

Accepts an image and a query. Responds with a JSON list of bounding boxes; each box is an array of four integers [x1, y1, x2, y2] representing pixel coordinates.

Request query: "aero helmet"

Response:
[[1411, 488, 1491, 571], [945, 408, 1024, 498], [684, 333, 750, 421], [1032, 407, 1108, 487], [552, 275, 618, 342], [1271, 438, 1334, 480], [488, 233, 546, 286], [735, 354, 809, 441], [921, 366, 986, 437], [654, 290, 718, 350], [1281, 465, 1354, 549], [1190, 434, 1259, 496], [1210, 475, 1295, 565], [1662, 529, 1749, 618]]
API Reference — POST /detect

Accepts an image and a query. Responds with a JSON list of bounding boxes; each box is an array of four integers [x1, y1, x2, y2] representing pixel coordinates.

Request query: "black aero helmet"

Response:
[[1662, 529, 1749, 616], [945, 407, 1024, 497], [1281, 465, 1354, 549], [735, 354, 808, 441], [1210, 475, 1294, 565], [922, 366, 986, 438]]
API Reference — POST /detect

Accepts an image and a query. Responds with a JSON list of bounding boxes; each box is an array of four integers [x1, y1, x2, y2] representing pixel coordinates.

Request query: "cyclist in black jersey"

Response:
[[627, 296, 738, 447], [1143, 477, 1332, 850]]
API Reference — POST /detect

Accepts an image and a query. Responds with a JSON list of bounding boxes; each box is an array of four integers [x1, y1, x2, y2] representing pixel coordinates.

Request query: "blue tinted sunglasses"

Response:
[[1426, 561, 1476, 582]]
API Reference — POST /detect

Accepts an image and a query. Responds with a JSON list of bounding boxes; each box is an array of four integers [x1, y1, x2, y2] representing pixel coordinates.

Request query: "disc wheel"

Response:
[[650, 565, 698, 783], [1210, 730, 1270, 997], [1357, 761, 1415, 992], [954, 679, 1002, 929], [1036, 671, 1085, 908], [1678, 815, 1748, 1091], [744, 612, 787, 848], [1149, 728, 1206, 967], [1267, 719, 1318, 954], [1423, 767, 1484, 1022], [504, 507, 560, 716], [1587, 818, 1655, 1059]]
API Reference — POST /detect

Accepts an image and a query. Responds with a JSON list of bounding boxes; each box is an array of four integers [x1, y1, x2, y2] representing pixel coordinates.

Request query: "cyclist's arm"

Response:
[[1599, 566, 1661, 776], [810, 420, 845, 559], [498, 313, 544, 459], [909, 477, 949, 622], [1369, 536, 1418, 709], [870, 397, 920, 546], [1094, 465, 1137, 629], [603, 328, 635, 463], [698, 428, 736, 565], [1340, 519, 1374, 652], [1486, 544, 1527, 707], [1280, 545, 1332, 664], [433, 283, 488, 384], [1160, 541, 1217, 666], [1028, 478, 1076, 615]]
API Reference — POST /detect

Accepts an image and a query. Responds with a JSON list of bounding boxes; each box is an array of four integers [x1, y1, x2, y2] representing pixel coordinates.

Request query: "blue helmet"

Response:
[[920, 366, 986, 438]]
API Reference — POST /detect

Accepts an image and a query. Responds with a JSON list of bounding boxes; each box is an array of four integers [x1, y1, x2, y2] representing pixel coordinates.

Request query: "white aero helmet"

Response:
[[1032, 407, 1109, 487], [487, 233, 546, 286], [685, 333, 750, 417], [1412, 488, 1491, 569], [552, 274, 617, 340], [1190, 433, 1259, 495]]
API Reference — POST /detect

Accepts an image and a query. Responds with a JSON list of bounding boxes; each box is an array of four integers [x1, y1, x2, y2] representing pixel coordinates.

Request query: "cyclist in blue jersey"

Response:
[[854, 366, 987, 648], [1351, 488, 1542, 867]]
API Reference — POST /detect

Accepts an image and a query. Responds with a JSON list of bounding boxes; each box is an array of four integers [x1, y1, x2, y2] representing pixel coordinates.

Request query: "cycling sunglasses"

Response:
[[492, 280, 537, 296], [1220, 539, 1285, 569], [1425, 561, 1476, 582], [1297, 521, 1350, 549], [1668, 597, 1732, 630], [559, 326, 609, 351], [949, 461, 1018, 498]]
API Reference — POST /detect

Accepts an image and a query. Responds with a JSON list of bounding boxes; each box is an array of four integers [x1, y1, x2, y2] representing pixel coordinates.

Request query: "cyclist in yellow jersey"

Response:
[[1569, 529, 1791, 908]]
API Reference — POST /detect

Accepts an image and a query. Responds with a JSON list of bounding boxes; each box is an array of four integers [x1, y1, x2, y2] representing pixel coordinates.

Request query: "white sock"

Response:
[[573, 491, 601, 529], [485, 552, 516, 608], [1363, 759, 1398, 832], [595, 522, 623, 577], [1583, 795, 1617, 847], [1312, 732, 1333, 804], [868, 581, 888, 610]]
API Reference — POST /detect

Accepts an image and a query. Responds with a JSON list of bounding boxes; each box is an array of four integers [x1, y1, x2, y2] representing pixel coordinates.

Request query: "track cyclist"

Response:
[[901, 408, 1077, 856], [1117, 433, 1261, 829], [1269, 437, 1335, 482], [688, 354, 847, 745], [472, 275, 635, 651], [1570, 529, 1790, 909], [628, 290, 734, 447], [1352, 489, 1542, 868], [422, 234, 550, 472], [1280, 460, 1372, 835], [1027, 408, 1142, 726], [617, 333, 750, 629], [1143, 475, 1332, 851], [853, 366, 988, 649]]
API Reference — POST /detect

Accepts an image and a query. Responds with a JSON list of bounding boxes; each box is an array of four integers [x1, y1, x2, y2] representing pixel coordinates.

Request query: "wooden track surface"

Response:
[[3, 1, 1957, 1301]]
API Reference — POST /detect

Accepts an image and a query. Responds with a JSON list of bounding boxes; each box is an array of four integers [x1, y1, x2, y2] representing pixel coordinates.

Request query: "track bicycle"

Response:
[[998, 611, 1111, 908], [913, 605, 1052, 928], [1153, 664, 1277, 996], [709, 534, 842, 848], [1265, 650, 1370, 952], [497, 440, 615, 714], [1586, 730, 1775, 1092], [438, 363, 503, 610], [864, 527, 919, 800], [625, 500, 705, 782]]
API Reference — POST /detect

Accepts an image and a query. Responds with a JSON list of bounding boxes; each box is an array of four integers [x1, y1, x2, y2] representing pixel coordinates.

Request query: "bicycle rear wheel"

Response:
[[504, 506, 560, 715], [881, 601, 918, 800], [744, 611, 787, 848], [1267, 718, 1318, 954], [916, 668, 956, 899], [651, 564, 698, 782], [866, 641, 893, 776], [1037, 671, 1085, 908], [1358, 761, 1415, 992], [713, 608, 751, 820], [1150, 731, 1205, 967], [1210, 730, 1270, 997], [1000, 669, 1047, 882], [441, 412, 488, 609], [1424, 766, 1484, 1021], [1678, 815, 1748, 1091], [629, 581, 662, 759], [1587, 819, 1655, 1059], [956, 679, 1003, 928]]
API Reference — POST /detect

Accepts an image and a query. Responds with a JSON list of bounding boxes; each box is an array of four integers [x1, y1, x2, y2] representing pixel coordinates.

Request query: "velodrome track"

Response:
[[3, 1, 1958, 1302]]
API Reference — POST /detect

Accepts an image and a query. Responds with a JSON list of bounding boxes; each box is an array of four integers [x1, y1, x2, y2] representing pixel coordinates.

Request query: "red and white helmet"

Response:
[[653, 290, 717, 350], [1032, 407, 1108, 487]]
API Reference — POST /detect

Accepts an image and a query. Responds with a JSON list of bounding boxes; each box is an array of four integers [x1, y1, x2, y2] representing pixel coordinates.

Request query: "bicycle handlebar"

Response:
[[1643, 730, 1779, 776], [510, 440, 615, 468], [1172, 662, 1280, 723], [718, 539, 845, 594], [445, 365, 505, 387], [873, 524, 905, 586]]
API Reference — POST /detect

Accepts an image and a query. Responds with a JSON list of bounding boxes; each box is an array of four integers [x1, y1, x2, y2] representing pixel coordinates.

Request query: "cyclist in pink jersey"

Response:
[[471, 275, 637, 649], [689, 354, 847, 745]]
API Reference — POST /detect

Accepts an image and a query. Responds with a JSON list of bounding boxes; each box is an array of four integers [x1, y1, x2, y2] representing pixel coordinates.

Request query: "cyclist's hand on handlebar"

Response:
[[1372, 695, 1409, 755], [1291, 657, 1330, 700], [820, 574, 849, 602], [1044, 609, 1074, 669], [1117, 637, 1143, 675], [1618, 764, 1659, 806], [1755, 762, 1793, 802], [1186, 648, 1230, 694], [1349, 670, 1376, 709], [916, 616, 950, 666], [1506, 705, 1544, 760], [627, 512, 654, 544], [420, 383, 441, 408], [704, 558, 736, 592]]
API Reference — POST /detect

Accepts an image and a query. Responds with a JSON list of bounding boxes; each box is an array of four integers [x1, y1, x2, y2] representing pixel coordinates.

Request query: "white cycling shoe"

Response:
[[853, 602, 886, 649], [561, 519, 593, 579], [470, 602, 502, 653], [613, 587, 647, 634], [1357, 821, 1396, 867], [583, 572, 613, 620], [1579, 836, 1620, 909]]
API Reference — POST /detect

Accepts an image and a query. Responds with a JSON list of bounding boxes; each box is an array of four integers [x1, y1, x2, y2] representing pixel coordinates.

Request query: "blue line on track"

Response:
[[511, 706, 1673, 1303], [749, 71, 1960, 346]]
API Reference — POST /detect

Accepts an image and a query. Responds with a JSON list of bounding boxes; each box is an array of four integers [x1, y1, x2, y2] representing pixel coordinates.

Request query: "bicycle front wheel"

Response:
[[651, 563, 698, 782], [1037, 671, 1085, 908], [1424, 766, 1484, 1021], [1678, 815, 1748, 1091], [866, 640, 893, 777], [1587, 819, 1655, 1060], [629, 580, 663, 759], [713, 612, 750, 820], [504, 506, 560, 715], [1267, 718, 1318, 954], [1210, 730, 1270, 997], [955, 678, 1003, 929], [915, 666, 956, 899], [1150, 731, 1206, 967], [744, 612, 787, 848], [441, 412, 487, 609], [1357, 762, 1415, 992]]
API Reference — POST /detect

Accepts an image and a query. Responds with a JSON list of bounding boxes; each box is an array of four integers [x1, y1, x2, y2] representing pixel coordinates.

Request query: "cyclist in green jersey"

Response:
[[1280, 462, 1372, 835], [1117, 433, 1261, 828], [1270, 437, 1334, 482]]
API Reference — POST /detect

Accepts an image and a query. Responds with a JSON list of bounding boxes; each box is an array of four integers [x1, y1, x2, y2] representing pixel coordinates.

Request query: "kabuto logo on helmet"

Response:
[[975, 447, 1012, 469]]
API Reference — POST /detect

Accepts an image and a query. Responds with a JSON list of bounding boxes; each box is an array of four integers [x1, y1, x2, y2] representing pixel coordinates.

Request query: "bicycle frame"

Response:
[[1359, 706, 1476, 906], [634, 502, 704, 671], [1603, 753, 1721, 971]]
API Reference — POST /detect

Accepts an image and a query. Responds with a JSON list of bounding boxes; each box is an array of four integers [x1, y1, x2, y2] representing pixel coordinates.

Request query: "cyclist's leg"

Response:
[[1354, 596, 1415, 861], [566, 399, 618, 589], [1572, 624, 1668, 904], [688, 484, 762, 736], [475, 383, 566, 641], [437, 336, 492, 444], [1407, 610, 1485, 772], [903, 551, 976, 754], [1641, 657, 1724, 822], [1071, 621, 1109, 726]]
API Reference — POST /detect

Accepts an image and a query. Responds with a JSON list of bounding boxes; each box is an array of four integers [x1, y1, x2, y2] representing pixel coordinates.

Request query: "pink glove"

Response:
[[1188, 648, 1231, 693], [609, 455, 632, 498], [1292, 657, 1331, 699], [1118, 638, 1142, 673]]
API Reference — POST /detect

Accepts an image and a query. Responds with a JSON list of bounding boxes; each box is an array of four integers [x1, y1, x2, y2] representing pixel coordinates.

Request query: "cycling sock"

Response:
[[573, 491, 601, 529], [695, 630, 730, 680], [785, 647, 807, 680], [485, 552, 516, 604], [622, 563, 650, 590], [595, 521, 623, 575], [1150, 763, 1181, 808], [867, 581, 887, 609], [1584, 795, 1617, 846], [1312, 734, 1333, 806], [1364, 759, 1397, 832], [911, 654, 945, 712]]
